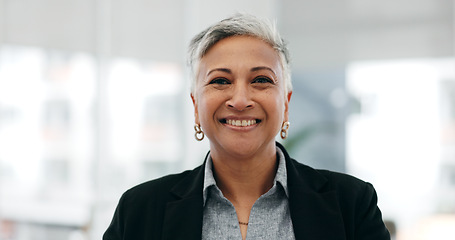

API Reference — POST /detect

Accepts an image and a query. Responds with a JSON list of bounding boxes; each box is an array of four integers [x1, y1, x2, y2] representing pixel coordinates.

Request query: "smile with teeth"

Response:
[[223, 119, 259, 127]]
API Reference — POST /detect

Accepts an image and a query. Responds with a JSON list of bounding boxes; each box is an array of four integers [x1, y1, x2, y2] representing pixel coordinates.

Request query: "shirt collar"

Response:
[[203, 145, 289, 205]]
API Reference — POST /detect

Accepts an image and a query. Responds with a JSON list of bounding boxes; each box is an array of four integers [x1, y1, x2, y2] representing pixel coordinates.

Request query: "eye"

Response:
[[209, 77, 230, 85], [252, 76, 273, 84]]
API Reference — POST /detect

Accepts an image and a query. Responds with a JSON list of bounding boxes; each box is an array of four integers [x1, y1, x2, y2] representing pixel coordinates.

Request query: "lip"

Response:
[[219, 116, 262, 129]]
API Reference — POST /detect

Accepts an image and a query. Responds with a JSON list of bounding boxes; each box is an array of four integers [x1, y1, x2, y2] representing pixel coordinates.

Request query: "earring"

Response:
[[280, 121, 290, 139], [194, 124, 204, 141]]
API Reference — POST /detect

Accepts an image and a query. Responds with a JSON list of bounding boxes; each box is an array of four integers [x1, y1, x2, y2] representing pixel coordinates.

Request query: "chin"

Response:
[[214, 138, 275, 158]]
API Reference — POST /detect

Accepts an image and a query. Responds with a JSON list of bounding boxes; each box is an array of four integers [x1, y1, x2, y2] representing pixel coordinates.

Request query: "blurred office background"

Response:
[[0, 0, 454, 239]]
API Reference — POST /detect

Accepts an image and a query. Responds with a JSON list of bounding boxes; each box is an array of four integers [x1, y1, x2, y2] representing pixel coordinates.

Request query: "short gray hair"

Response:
[[188, 13, 292, 95]]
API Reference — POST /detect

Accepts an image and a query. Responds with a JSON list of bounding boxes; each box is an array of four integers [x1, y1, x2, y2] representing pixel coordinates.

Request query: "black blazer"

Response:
[[103, 142, 390, 240]]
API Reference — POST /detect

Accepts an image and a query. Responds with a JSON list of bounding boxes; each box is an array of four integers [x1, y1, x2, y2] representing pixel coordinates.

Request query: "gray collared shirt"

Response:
[[202, 146, 296, 240]]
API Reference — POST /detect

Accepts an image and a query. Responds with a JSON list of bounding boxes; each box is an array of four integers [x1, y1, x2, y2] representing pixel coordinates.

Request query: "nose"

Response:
[[226, 84, 254, 111]]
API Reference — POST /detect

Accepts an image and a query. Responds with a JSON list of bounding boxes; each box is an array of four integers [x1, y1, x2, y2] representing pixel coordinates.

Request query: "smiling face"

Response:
[[192, 36, 292, 159]]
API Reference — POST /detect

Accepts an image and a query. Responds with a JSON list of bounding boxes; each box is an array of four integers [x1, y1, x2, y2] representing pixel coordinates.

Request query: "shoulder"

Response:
[[121, 165, 202, 202], [278, 142, 372, 194], [290, 158, 375, 200], [290, 159, 383, 221], [317, 168, 372, 193], [317, 168, 379, 209]]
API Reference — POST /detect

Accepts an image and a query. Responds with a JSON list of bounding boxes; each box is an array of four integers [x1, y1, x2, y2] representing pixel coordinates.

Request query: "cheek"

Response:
[[264, 91, 286, 117], [197, 92, 219, 119]]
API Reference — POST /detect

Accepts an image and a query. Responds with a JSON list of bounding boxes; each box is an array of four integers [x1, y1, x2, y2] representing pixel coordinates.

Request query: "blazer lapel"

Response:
[[278, 143, 346, 240], [161, 162, 205, 240]]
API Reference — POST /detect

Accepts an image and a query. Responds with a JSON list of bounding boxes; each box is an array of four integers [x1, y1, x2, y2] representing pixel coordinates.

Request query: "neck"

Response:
[[209, 143, 278, 205]]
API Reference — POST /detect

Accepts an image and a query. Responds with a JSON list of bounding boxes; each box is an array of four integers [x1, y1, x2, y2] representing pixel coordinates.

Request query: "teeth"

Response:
[[226, 119, 257, 127]]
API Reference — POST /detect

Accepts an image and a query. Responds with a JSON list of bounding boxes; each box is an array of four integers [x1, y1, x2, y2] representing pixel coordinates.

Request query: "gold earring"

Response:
[[194, 124, 204, 141], [280, 121, 290, 139]]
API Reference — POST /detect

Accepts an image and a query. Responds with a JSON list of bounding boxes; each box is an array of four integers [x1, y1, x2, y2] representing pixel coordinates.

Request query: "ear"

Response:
[[284, 91, 292, 122], [191, 93, 199, 124]]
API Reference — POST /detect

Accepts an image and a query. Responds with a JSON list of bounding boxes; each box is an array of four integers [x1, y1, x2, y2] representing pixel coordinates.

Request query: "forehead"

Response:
[[198, 36, 283, 77]]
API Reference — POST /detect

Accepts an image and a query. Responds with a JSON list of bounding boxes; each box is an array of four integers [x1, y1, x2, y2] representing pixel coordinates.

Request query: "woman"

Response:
[[103, 14, 390, 240]]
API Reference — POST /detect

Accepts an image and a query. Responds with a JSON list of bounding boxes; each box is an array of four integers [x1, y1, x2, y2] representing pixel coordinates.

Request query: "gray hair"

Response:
[[188, 13, 292, 95]]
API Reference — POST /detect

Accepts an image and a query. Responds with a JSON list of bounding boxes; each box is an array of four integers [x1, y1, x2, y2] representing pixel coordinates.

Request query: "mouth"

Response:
[[219, 119, 261, 127]]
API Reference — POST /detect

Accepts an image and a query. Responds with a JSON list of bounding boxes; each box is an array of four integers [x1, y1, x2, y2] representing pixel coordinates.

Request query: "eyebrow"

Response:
[[207, 68, 231, 76], [251, 66, 277, 76], [206, 66, 277, 77]]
